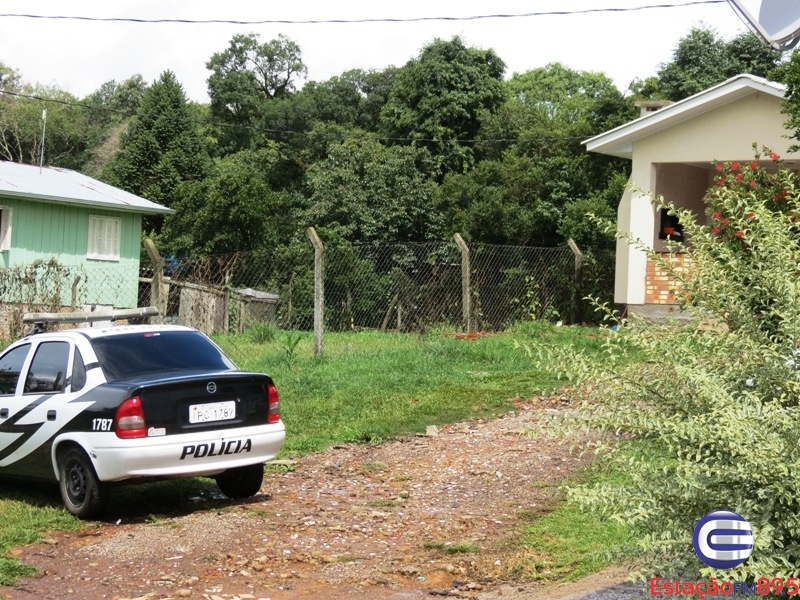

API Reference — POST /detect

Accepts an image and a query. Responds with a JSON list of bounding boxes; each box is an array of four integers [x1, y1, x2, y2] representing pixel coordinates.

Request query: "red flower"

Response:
[[711, 226, 721, 235], [751, 161, 759, 170], [731, 162, 740, 170], [735, 174, 743, 181], [719, 177, 727, 186], [775, 193, 783, 201], [747, 213, 755, 219], [721, 218, 729, 225], [770, 151, 780, 161], [735, 231, 744, 238], [713, 211, 722, 219], [750, 180, 757, 189], [715, 163, 724, 172]]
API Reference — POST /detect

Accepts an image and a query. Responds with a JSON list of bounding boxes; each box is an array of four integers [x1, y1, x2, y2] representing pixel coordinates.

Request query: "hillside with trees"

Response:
[[0, 26, 788, 260]]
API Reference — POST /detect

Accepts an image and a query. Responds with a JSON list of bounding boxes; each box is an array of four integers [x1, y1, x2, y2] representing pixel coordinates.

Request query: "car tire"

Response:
[[215, 463, 264, 498], [58, 446, 107, 519]]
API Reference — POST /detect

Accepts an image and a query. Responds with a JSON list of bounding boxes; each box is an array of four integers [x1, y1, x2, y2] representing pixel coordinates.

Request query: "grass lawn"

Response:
[[218, 321, 613, 456], [508, 444, 639, 582], [0, 321, 633, 587]]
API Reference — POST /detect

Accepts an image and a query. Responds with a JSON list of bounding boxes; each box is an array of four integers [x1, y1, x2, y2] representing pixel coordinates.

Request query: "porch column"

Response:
[[615, 188, 653, 305]]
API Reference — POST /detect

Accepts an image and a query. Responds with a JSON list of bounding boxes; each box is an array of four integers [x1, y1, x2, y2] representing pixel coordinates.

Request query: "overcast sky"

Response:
[[0, 1, 759, 103]]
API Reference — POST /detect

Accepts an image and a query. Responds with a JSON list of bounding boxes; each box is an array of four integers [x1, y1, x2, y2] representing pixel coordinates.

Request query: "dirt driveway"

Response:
[[1, 397, 631, 600]]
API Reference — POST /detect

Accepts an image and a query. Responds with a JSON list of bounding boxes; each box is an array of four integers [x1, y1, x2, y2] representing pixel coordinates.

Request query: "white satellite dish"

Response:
[[728, 0, 800, 50]]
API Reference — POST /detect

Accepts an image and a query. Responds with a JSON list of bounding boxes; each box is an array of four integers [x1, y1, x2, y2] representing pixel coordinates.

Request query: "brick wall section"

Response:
[[645, 253, 690, 305]]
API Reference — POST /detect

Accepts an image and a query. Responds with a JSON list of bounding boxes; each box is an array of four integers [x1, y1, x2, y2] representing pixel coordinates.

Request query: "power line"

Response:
[[0, 88, 594, 145], [0, 1, 726, 26]]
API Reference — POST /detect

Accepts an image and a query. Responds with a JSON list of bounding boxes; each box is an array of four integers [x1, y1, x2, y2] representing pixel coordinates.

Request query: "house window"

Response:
[[0, 206, 12, 251], [659, 208, 684, 241], [88, 215, 121, 261]]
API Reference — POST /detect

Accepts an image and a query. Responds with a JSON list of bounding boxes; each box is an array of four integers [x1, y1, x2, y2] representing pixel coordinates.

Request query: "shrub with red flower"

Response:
[[669, 144, 800, 341], [553, 143, 800, 586], [700, 146, 797, 251]]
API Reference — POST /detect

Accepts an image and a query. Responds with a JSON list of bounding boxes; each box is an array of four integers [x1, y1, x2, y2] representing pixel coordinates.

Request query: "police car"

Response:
[[0, 309, 285, 518]]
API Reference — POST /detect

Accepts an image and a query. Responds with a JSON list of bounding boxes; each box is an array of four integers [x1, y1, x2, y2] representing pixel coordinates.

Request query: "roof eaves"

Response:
[[584, 75, 787, 157], [0, 189, 175, 215]]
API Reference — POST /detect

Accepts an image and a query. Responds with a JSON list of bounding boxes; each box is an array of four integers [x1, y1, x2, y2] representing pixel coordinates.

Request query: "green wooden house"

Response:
[[0, 161, 173, 311]]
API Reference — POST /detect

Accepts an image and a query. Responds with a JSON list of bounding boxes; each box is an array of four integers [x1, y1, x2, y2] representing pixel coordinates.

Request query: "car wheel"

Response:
[[58, 447, 107, 519], [215, 463, 264, 498]]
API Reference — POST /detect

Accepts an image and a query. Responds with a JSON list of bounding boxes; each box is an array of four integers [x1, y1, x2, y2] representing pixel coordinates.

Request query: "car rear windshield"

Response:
[[89, 330, 237, 382]]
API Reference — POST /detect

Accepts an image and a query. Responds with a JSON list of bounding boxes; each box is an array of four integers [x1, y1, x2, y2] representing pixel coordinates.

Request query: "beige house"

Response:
[[584, 74, 800, 317]]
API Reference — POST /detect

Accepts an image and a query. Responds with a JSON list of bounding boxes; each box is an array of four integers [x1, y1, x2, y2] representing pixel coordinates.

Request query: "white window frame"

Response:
[[0, 206, 12, 252], [87, 215, 121, 261]]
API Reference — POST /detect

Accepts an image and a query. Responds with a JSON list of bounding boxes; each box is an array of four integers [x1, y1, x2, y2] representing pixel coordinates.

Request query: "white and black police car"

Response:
[[0, 309, 285, 518]]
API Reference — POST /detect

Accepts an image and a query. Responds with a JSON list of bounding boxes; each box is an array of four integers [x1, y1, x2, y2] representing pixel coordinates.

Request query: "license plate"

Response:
[[189, 400, 236, 424]]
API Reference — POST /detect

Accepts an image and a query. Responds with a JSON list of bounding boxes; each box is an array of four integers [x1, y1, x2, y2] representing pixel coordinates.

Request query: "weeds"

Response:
[[279, 332, 303, 364], [247, 322, 279, 344]]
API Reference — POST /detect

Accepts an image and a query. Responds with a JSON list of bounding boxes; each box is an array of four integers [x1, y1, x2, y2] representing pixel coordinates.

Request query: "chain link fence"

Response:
[[0, 237, 615, 364], [321, 241, 615, 333]]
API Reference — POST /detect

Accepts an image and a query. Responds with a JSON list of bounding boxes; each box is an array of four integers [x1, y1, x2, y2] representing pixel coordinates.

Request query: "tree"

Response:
[[656, 27, 783, 101], [246, 67, 399, 189], [0, 80, 103, 170], [450, 64, 635, 247], [306, 137, 441, 244], [380, 36, 506, 177], [82, 75, 148, 125], [0, 62, 22, 93], [103, 71, 210, 230], [293, 68, 396, 132], [724, 31, 784, 80], [206, 33, 306, 153], [557, 174, 627, 249], [437, 159, 563, 246], [778, 50, 800, 149], [160, 146, 301, 257]]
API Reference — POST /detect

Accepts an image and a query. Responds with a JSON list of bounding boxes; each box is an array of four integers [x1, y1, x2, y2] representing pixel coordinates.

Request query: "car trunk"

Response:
[[133, 372, 272, 435]]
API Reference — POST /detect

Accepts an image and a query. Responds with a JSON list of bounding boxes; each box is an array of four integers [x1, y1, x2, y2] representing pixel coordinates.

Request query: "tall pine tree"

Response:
[[103, 70, 210, 233]]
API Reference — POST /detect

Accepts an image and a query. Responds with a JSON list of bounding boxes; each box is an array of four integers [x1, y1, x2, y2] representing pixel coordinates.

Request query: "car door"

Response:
[[0, 339, 72, 477], [0, 342, 32, 469]]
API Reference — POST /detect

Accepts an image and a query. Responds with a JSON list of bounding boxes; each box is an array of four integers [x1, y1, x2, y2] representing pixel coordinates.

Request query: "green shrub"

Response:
[[528, 147, 800, 582], [247, 322, 279, 344]]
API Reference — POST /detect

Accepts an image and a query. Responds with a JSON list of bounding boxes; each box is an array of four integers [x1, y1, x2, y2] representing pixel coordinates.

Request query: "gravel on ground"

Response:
[[1, 396, 641, 600]]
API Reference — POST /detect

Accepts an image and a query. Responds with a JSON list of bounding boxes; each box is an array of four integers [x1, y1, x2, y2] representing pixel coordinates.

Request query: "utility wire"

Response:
[[0, 1, 726, 26], [0, 88, 594, 145]]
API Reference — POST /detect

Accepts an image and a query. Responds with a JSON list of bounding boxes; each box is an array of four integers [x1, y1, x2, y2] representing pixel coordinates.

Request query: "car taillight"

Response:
[[267, 383, 280, 424], [115, 396, 146, 439]]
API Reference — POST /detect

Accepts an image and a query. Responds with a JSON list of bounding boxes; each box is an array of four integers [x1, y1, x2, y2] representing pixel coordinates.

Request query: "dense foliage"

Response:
[[0, 25, 792, 260], [102, 70, 211, 226], [637, 29, 783, 101]]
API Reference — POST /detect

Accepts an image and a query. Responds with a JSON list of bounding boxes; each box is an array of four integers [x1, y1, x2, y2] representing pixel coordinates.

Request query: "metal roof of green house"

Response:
[[0, 161, 174, 214]]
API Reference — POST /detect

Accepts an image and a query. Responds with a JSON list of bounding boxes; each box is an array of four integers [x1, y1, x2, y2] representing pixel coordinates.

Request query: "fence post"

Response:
[[143, 238, 167, 323], [307, 227, 324, 357], [567, 238, 584, 323], [453, 233, 471, 333]]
